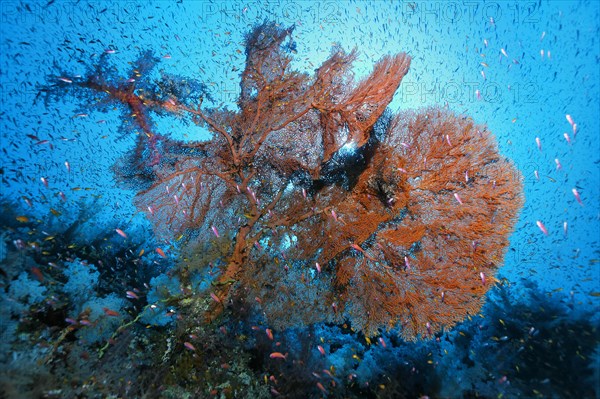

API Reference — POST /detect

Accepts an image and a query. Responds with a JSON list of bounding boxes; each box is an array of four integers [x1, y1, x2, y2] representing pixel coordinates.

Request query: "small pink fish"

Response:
[[445, 134, 452, 146], [534, 170, 539, 180], [563, 221, 568, 237], [484, 39, 488, 47], [173, 194, 179, 205], [65, 161, 71, 173], [572, 188, 583, 205], [104, 49, 116, 54], [404, 256, 411, 270], [555, 158, 562, 171], [249, 188, 258, 203], [315, 262, 321, 273], [265, 328, 274, 340], [115, 228, 127, 238], [331, 209, 338, 221], [103, 307, 120, 317], [480, 272, 486, 286], [500, 48, 508, 58], [378, 337, 387, 348], [572, 123, 577, 136], [540, 49, 544, 58], [210, 292, 221, 303], [535, 137, 542, 151], [536, 220, 548, 235], [350, 243, 375, 261], [147, 206, 155, 215], [184, 342, 196, 351], [269, 352, 287, 360], [475, 89, 481, 100], [426, 322, 432, 335], [126, 290, 139, 299], [156, 247, 167, 258], [316, 382, 328, 394], [211, 225, 220, 238], [302, 188, 307, 199], [454, 193, 463, 205], [40, 177, 48, 187], [441, 291, 445, 302], [481, 70, 486, 80], [566, 114, 574, 126], [563, 133, 571, 145], [58, 77, 72, 83], [317, 345, 325, 355]]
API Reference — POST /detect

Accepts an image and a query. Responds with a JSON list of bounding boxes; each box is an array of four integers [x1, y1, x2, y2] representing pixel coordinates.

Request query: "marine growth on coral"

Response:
[[42, 21, 523, 341]]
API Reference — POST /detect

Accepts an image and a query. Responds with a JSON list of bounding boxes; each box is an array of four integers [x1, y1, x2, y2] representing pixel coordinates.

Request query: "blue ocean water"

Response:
[[0, 1, 598, 398]]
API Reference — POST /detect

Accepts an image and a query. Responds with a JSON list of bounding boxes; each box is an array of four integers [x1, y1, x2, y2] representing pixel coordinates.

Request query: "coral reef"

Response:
[[39, 21, 523, 341], [0, 200, 595, 399]]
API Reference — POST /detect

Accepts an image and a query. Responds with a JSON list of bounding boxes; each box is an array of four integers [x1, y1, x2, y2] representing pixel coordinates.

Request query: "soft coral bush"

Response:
[[40, 21, 523, 340]]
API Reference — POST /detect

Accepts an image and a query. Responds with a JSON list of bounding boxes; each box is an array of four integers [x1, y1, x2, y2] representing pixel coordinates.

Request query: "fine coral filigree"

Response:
[[41, 21, 523, 340]]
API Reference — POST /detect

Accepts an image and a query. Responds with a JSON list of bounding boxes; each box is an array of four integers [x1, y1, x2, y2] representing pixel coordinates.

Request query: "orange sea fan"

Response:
[[330, 107, 524, 340], [46, 21, 523, 341]]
